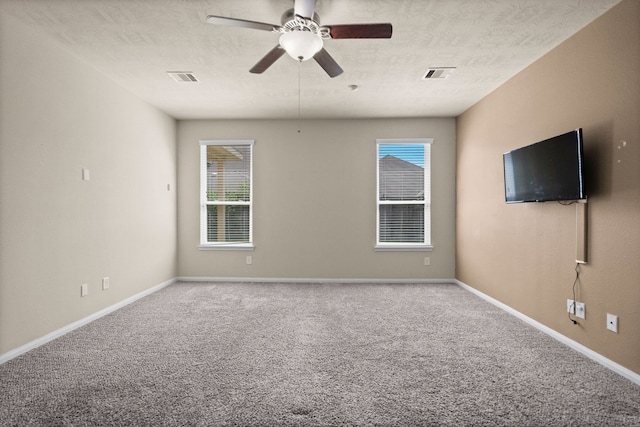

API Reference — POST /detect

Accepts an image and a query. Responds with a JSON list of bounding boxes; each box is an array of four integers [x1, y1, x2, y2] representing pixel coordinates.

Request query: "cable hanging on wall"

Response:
[[297, 61, 302, 134], [568, 262, 581, 325]]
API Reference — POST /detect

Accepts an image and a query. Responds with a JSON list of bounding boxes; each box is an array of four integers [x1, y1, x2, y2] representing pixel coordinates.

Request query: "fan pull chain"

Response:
[[297, 61, 301, 133]]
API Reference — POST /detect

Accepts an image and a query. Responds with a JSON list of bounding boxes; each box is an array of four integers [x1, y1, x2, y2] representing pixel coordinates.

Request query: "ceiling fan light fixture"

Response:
[[279, 30, 323, 61]]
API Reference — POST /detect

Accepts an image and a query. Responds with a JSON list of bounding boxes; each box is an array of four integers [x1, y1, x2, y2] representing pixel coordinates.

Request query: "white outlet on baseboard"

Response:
[[102, 277, 110, 290], [80, 283, 88, 297]]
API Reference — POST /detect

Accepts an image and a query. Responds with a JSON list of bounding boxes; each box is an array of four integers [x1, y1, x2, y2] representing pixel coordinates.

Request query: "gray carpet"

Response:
[[1, 282, 639, 426]]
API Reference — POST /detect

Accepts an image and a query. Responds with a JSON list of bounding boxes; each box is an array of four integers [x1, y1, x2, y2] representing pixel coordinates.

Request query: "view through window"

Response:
[[377, 139, 432, 249], [199, 140, 253, 249]]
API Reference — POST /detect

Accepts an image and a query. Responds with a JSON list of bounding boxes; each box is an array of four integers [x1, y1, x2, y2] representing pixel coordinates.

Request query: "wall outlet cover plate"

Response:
[[574, 302, 586, 320], [607, 313, 619, 333]]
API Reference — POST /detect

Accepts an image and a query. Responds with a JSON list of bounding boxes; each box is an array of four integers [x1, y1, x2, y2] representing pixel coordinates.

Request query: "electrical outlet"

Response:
[[607, 313, 618, 333], [246, 256, 252, 265], [574, 302, 586, 320], [80, 283, 88, 297], [424, 257, 430, 266], [102, 277, 110, 290], [567, 299, 575, 314], [567, 299, 585, 319]]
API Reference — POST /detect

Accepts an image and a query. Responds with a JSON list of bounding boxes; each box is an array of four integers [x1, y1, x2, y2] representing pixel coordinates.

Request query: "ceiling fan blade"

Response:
[[250, 45, 286, 74], [313, 48, 343, 78], [294, 0, 316, 18], [327, 23, 393, 39], [206, 15, 279, 32]]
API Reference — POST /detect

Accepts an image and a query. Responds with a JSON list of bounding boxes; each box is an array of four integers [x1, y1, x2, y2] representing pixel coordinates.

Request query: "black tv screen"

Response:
[[503, 129, 585, 203]]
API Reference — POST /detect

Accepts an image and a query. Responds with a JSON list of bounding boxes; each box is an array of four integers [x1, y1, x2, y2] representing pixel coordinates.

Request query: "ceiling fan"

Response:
[[206, 0, 392, 78]]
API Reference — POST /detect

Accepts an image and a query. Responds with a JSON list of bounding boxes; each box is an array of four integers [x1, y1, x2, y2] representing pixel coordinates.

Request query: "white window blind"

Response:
[[376, 139, 432, 249], [199, 140, 253, 249]]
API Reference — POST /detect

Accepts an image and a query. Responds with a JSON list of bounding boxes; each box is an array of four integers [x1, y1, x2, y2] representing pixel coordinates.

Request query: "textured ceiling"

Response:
[[0, 0, 621, 120]]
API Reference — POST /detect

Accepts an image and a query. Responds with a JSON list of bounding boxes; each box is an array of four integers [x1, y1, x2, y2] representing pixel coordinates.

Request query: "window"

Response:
[[199, 140, 253, 249], [376, 139, 432, 250]]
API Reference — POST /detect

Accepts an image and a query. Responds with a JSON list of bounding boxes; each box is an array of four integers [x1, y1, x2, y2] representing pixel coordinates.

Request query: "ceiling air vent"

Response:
[[422, 67, 456, 80], [167, 72, 199, 83]]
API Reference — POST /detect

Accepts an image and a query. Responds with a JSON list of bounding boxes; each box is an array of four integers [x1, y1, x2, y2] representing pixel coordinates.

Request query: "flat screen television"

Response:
[[503, 128, 585, 203]]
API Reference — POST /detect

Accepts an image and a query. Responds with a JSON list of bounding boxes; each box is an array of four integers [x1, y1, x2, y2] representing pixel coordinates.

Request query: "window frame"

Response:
[[199, 140, 254, 250], [376, 138, 433, 251]]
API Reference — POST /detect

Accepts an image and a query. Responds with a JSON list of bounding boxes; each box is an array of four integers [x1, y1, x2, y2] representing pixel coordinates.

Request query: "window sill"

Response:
[[375, 245, 433, 252], [198, 244, 255, 251]]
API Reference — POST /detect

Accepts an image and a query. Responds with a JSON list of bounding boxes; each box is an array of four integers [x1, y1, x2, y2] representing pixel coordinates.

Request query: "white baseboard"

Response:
[[0, 277, 177, 365], [455, 279, 640, 387], [177, 276, 455, 284]]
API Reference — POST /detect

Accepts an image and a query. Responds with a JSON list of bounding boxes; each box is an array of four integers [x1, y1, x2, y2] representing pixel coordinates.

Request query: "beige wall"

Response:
[[178, 118, 456, 280], [456, 0, 639, 374], [0, 15, 178, 354]]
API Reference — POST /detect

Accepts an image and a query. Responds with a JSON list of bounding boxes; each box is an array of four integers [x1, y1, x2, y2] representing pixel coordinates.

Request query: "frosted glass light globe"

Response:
[[279, 30, 323, 61]]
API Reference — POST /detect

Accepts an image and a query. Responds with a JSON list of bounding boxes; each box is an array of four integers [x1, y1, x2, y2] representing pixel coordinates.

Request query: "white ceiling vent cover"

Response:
[[422, 67, 456, 80], [167, 72, 199, 82]]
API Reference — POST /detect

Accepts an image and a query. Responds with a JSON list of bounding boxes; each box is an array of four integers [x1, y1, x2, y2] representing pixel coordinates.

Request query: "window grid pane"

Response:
[[206, 205, 250, 243], [379, 144, 425, 201], [206, 145, 251, 202], [379, 204, 425, 243]]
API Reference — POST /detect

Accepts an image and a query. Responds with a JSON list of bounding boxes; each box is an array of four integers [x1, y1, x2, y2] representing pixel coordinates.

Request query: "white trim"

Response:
[[199, 139, 254, 146], [198, 244, 255, 251], [378, 200, 426, 205], [177, 276, 454, 284], [376, 138, 434, 145], [0, 278, 177, 366], [204, 201, 251, 206], [376, 139, 432, 248], [199, 140, 254, 247], [375, 245, 433, 251], [455, 279, 640, 387]]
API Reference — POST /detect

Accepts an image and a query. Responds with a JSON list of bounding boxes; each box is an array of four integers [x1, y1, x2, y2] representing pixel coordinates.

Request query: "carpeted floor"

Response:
[[1, 281, 639, 426]]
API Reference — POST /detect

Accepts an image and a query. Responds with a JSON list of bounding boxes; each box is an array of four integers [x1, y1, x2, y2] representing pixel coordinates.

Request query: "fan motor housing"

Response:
[[281, 8, 320, 25]]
